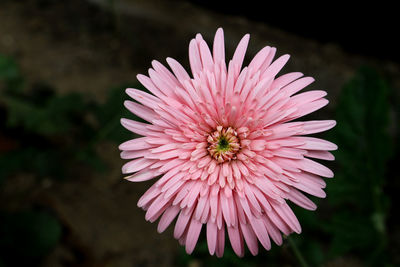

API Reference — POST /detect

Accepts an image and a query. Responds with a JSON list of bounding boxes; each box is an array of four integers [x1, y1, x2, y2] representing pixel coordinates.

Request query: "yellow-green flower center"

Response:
[[207, 126, 240, 163], [217, 137, 230, 151]]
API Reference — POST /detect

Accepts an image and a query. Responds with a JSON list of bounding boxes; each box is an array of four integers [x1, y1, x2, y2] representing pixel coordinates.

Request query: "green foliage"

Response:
[[93, 84, 138, 143], [0, 55, 23, 93], [0, 53, 140, 181], [0, 53, 140, 265], [283, 68, 393, 266], [0, 209, 62, 266], [0, 147, 65, 182], [325, 67, 391, 263], [4, 91, 86, 136]]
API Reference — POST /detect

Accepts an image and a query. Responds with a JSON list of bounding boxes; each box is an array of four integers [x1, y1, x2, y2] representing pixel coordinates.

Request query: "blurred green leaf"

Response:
[[94, 84, 142, 143], [0, 147, 67, 182], [0, 209, 62, 266], [4, 92, 86, 136], [0, 54, 23, 93], [326, 67, 391, 263]]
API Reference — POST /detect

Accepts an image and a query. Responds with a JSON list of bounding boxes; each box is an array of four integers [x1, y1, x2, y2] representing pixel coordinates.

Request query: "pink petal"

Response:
[[220, 193, 232, 226], [124, 168, 159, 182], [122, 158, 155, 174], [166, 57, 191, 84], [271, 72, 304, 90], [287, 188, 318, 210], [248, 216, 271, 250], [120, 118, 149, 136], [215, 224, 225, 258], [261, 54, 290, 80], [207, 221, 218, 255], [124, 100, 157, 122], [189, 39, 203, 76], [120, 150, 148, 159], [290, 98, 329, 119], [272, 203, 301, 234], [248, 46, 271, 75], [227, 226, 244, 257], [199, 40, 214, 71], [119, 137, 153, 151], [239, 222, 259, 255], [126, 88, 160, 109], [291, 90, 327, 104], [298, 158, 334, 178], [259, 47, 277, 75], [213, 28, 225, 63], [263, 216, 283, 245], [295, 137, 338, 151], [137, 183, 161, 208], [158, 205, 180, 233], [137, 73, 165, 99], [265, 208, 291, 235], [305, 150, 335, 161], [281, 76, 314, 96], [231, 34, 250, 71], [174, 208, 192, 239], [145, 194, 170, 222], [185, 219, 203, 254], [302, 120, 337, 134], [151, 60, 180, 91]]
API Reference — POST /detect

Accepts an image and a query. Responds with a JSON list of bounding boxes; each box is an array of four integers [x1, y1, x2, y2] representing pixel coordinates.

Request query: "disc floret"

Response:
[[207, 126, 240, 163]]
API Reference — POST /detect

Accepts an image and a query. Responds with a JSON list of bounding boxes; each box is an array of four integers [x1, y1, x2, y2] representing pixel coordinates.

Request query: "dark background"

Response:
[[193, 1, 399, 61], [1, 0, 399, 266]]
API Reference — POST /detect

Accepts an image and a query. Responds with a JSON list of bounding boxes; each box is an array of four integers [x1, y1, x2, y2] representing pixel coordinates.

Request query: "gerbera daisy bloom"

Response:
[[119, 28, 337, 257]]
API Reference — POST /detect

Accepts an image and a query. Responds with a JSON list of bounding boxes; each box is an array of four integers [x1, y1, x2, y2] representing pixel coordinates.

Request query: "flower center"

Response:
[[207, 126, 240, 163]]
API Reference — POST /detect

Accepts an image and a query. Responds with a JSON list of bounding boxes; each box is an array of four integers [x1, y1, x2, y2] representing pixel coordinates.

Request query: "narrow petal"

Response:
[[227, 226, 244, 257], [126, 88, 160, 109], [298, 158, 334, 178], [239, 222, 259, 255], [124, 100, 157, 122], [185, 219, 203, 254], [248, 46, 271, 76], [207, 221, 218, 255], [158, 205, 180, 233], [189, 38, 203, 76], [124, 168, 159, 182], [120, 118, 149, 136], [213, 28, 225, 63], [199, 40, 214, 71], [280, 76, 314, 96], [215, 224, 225, 258], [302, 120, 337, 134], [261, 54, 290, 80], [166, 57, 191, 84], [287, 188, 318, 210], [122, 158, 155, 174], [119, 137, 153, 151], [174, 208, 192, 239], [271, 72, 304, 90], [248, 216, 271, 250], [232, 34, 250, 71], [305, 150, 335, 161]]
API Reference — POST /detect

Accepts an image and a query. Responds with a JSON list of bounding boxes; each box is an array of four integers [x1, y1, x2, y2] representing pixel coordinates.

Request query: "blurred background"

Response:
[[1, 0, 399, 266]]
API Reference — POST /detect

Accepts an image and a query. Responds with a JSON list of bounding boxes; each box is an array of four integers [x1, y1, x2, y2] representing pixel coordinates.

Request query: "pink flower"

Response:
[[119, 28, 337, 257]]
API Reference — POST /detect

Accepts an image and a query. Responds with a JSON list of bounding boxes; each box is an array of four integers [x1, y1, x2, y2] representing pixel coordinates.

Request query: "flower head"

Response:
[[119, 28, 337, 257]]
